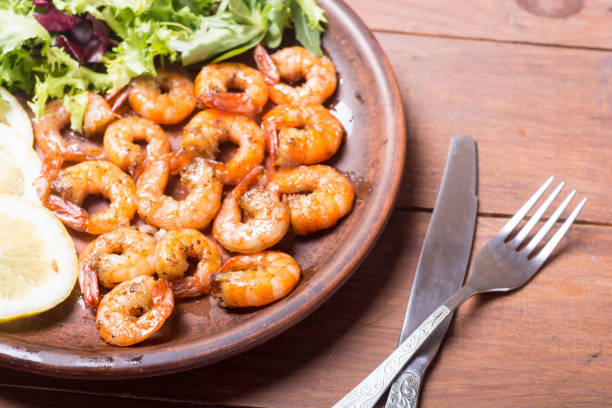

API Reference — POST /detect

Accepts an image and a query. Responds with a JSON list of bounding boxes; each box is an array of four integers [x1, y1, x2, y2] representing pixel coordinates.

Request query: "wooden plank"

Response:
[[0, 387, 204, 408], [377, 32, 612, 223], [351, 0, 612, 49], [1, 211, 610, 407]]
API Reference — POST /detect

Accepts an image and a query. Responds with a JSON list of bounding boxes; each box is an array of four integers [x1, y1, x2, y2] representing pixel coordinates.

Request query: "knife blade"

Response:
[[385, 135, 478, 408]]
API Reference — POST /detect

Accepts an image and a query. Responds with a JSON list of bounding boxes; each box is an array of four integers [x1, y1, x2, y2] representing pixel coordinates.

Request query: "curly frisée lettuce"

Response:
[[0, 0, 326, 131]]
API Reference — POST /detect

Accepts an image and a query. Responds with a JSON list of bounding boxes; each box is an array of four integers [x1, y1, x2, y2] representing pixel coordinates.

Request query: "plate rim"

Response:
[[0, 0, 406, 379]]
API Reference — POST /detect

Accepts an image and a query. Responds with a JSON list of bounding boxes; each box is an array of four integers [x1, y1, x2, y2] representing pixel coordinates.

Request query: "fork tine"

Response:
[[498, 176, 554, 239], [523, 190, 575, 256], [533, 198, 586, 264], [509, 182, 564, 248]]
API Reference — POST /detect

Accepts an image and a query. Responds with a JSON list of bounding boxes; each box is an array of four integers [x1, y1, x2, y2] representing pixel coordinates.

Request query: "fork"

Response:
[[334, 177, 586, 408]]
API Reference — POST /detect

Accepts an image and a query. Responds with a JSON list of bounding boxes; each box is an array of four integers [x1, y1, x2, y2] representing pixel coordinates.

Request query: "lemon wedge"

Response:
[[0, 87, 33, 147], [0, 123, 42, 203], [0, 194, 78, 322]]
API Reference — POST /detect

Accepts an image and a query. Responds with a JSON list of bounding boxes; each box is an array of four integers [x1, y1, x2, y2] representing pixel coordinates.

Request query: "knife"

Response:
[[385, 135, 478, 408]]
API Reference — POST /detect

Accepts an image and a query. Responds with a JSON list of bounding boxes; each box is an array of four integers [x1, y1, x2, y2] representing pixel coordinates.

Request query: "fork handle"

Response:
[[333, 285, 476, 408]]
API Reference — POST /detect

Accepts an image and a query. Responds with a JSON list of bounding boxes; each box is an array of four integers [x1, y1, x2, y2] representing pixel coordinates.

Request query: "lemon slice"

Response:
[[0, 87, 33, 147], [0, 195, 77, 322], [0, 123, 42, 203]]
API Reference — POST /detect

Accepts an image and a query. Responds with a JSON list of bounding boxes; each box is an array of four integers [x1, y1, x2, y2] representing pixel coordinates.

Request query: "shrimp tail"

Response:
[[34, 176, 50, 201], [172, 277, 205, 298], [169, 149, 195, 175], [36, 155, 63, 200], [79, 262, 100, 309], [106, 86, 130, 113], [64, 143, 106, 162], [152, 279, 174, 310], [231, 165, 264, 198], [263, 126, 279, 181], [197, 93, 258, 115], [254, 44, 280, 87], [44, 194, 88, 232]]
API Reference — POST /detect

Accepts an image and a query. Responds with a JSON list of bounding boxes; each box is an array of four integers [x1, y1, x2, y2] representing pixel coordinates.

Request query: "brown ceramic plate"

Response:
[[0, 0, 405, 379]]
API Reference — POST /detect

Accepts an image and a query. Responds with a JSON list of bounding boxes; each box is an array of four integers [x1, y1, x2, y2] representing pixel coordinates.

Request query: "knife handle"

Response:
[[333, 285, 476, 408], [385, 313, 455, 408], [385, 370, 421, 408]]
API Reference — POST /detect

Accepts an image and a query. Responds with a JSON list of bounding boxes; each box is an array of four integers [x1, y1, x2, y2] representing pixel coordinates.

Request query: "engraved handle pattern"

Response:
[[385, 371, 420, 408], [333, 305, 451, 408]]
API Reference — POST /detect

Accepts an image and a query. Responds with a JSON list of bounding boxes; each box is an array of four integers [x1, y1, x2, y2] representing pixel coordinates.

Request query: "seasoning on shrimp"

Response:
[[195, 62, 269, 114], [154, 229, 222, 298], [256, 46, 337, 105], [171, 109, 265, 185], [263, 104, 343, 168], [211, 251, 300, 308], [34, 95, 115, 199], [213, 166, 289, 254], [104, 116, 170, 178], [136, 155, 223, 230], [267, 165, 355, 235], [78, 227, 157, 309], [46, 160, 137, 235], [96, 276, 174, 347], [128, 69, 196, 125]]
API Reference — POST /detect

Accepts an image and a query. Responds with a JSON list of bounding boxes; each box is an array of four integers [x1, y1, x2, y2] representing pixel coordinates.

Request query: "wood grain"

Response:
[[3, 2, 612, 406], [1, 211, 610, 408], [351, 0, 612, 49], [0, 387, 202, 408], [380, 32, 612, 223]]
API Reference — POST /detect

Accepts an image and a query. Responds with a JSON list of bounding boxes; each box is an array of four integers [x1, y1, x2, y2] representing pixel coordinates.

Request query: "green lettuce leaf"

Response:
[[0, 8, 49, 54], [0, 49, 40, 94], [52, 0, 154, 15], [290, 0, 322, 56], [263, 0, 290, 49], [171, 0, 269, 64], [103, 19, 178, 89], [294, 0, 325, 30]]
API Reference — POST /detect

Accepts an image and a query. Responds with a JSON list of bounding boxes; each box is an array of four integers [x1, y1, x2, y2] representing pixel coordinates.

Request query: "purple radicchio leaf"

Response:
[[55, 34, 86, 64], [34, 6, 81, 32], [69, 19, 92, 45], [36, 4, 110, 65], [84, 14, 109, 63]]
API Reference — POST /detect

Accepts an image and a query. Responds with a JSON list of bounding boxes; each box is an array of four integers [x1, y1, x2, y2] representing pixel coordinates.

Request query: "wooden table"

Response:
[[2, 1, 611, 406]]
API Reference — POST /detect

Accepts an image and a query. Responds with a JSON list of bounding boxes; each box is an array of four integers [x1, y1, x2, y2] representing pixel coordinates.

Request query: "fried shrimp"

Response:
[[83, 93, 119, 137], [96, 276, 174, 346], [136, 155, 223, 230], [128, 69, 196, 124], [267, 165, 354, 235], [46, 160, 137, 234], [78, 228, 156, 309], [211, 251, 300, 308], [104, 116, 170, 177], [154, 229, 222, 298], [34, 96, 112, 199], [195, 63, 269, 114], [256, 46, 336, 105], [262, 104, 343, 168], [213, 166, 289, 253], [172, 109, 265, 185]]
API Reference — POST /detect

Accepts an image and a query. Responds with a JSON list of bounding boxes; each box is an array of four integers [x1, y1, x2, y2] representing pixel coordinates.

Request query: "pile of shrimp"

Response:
[[33, 44, 354, 347]]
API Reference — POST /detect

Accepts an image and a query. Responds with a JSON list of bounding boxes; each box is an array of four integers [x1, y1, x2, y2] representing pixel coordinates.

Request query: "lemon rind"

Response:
[[0, 195, 78, 322]]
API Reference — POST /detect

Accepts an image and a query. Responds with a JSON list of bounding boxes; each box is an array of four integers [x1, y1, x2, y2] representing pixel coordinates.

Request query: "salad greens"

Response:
[[0, 0, 326, 130]]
